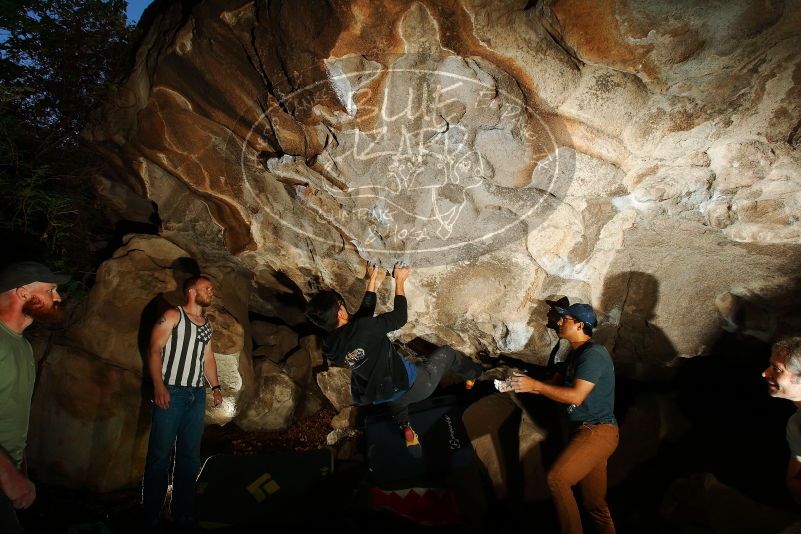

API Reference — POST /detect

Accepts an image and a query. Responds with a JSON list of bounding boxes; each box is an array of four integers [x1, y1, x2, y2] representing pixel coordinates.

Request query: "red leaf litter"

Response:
[[202, 405, 338, 455]]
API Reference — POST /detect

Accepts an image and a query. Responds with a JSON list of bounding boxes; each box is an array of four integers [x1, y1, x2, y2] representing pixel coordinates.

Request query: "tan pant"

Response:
[[547, 423, 619, 534]]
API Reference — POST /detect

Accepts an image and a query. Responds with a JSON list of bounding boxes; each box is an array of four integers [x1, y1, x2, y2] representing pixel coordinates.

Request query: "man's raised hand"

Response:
[[366, 262, 379, 280], [392, 263, 410, 283]]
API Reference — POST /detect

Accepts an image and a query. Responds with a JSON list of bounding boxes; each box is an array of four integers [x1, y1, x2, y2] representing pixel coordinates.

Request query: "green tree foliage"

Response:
[[0, 0, 134, 277]]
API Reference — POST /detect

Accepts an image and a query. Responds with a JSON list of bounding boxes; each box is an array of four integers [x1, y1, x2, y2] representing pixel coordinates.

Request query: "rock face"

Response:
[[251, 322, 299, 362], [86, 0, 801, 368], [236, 360, 301, 431], [28, 344, 149, 492], [462, 393, 548, 501], [316, 367, 353, 412]]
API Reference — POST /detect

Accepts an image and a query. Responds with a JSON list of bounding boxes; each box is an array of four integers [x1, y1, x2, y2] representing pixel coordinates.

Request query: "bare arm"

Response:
[[149, 308, 180, 409], [0, 449, 35, 509], [511, 373, 596, 406], [787, 458, 801, 506], [203, 342, 222, 407]]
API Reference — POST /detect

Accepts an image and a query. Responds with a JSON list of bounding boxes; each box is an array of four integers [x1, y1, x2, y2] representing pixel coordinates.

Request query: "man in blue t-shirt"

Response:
[[512, 302, 618, 534]]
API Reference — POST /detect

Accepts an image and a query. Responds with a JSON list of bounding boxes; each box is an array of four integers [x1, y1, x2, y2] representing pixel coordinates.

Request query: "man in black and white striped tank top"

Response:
[[142, 275, 223, 529], [159, 306, 212, 388]]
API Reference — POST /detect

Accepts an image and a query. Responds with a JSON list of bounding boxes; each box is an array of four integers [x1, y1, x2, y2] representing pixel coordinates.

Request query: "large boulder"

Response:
[[462, 393, 549, 501], [27, 344, 149, 492], [251, 321, 298, 362], [299, 335, 325, 368], [71, 234, 190, 372], [235, 360, 301, 431], [284, 346, 312, 385], [86, 0, 801, 370], [316, 367, 352, 412]]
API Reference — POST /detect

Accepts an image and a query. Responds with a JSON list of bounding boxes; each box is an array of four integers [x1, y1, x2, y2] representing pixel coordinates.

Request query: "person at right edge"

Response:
[[512, 302, 618, 534]]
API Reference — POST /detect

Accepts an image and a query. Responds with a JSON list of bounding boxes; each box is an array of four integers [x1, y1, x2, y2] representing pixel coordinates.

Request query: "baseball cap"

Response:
[[0, 262, 71, 293], [553, 303, 598, 327]]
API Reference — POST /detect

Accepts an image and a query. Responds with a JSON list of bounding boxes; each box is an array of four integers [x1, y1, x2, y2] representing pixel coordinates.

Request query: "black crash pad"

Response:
[[365, 395, 475, 489], [194, 448, 333, 529]]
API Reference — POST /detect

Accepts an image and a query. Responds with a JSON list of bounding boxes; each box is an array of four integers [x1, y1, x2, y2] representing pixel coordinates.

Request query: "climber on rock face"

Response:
[[306, 262, 483, 458]]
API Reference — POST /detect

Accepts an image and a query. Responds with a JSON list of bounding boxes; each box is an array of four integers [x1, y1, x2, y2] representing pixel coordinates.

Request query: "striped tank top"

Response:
[[161, 306, 213, 387]]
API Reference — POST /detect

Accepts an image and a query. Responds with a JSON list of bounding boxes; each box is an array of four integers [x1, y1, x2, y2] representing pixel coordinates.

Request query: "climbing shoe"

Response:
[[402, 424, 423, 458]]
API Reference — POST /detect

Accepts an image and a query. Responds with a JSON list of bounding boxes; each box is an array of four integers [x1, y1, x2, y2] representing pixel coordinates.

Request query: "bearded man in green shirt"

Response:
[[0, 262, 69, 534]]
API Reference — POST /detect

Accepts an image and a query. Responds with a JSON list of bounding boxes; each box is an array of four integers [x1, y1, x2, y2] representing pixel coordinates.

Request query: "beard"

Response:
[[196, 294, 212, 308], [22, 295, 64, 323]]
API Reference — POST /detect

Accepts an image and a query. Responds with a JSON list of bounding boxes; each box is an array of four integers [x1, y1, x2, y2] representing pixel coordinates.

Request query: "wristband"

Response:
[[211, 385, 221, 392]]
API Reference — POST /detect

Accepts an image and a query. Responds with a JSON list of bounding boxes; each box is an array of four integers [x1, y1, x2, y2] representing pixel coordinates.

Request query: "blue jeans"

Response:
[[386, 347, 482, 427], [142, 385, 206, 527]]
